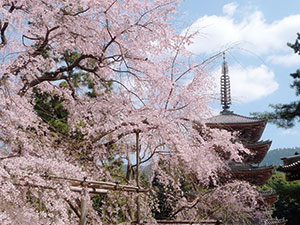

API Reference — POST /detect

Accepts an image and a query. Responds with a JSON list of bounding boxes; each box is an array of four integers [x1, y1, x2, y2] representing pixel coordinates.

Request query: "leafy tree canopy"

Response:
[[253, 33, 300, 128], [263, 173, 300, 225]]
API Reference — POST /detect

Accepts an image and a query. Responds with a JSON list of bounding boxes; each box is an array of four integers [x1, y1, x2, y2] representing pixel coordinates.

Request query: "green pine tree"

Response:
[[263, 173, 300, 225], [253, 33, 300, 128]]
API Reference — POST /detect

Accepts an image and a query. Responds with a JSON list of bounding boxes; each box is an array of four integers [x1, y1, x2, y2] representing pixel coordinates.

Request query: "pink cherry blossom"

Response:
[[0, 0, 269, 224]]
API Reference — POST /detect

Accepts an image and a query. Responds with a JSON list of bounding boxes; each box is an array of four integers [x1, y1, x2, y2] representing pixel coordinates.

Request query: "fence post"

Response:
[[79, 179, 88, 225], [136, 132, 141, 224]]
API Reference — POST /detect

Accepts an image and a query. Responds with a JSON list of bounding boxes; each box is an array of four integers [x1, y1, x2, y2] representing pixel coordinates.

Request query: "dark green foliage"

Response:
[[254, 33, 300, 224], [263, 173, 300, 225], [92, 193, 128, 224], [287, 33, 300, 55], [151, 159, 193, 220], [252, 34, 300, 128], [33, 88, 70, 135], [152, 173, 176, 220], [91, 156, 131, 224], [59, 50, 113, 98], [252, 101, 300, 128], [60, 51, 98, 97], [92, 194, 106, 217], [102, 156, 125, 180], [31, 48, 118, 221], [33, 49, 113, 135]]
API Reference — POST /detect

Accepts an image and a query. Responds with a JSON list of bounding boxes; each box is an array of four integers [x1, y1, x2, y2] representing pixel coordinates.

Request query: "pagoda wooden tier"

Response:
[[206, 112, 267, 143], [260, 190, 278, 206], [278, 155, 300, 181], [206, 111, 274, 186], [264, 218, 286, 225], [156, 220, 222, 224], [243, 140, 272, 164], [230, 164, 274, 186]]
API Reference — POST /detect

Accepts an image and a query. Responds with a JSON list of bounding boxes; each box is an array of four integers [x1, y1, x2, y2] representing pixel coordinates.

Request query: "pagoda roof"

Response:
[[206, 112, 267, 143], [243, 140, 272, 164], [260, 190, 278, 206], [245, 140, 272, 148], [206, 112, 266, 125], [278, 155, 300, 181], [260, 189, 276, 196], [278, 160, 300, 171], [264, 218, 286, 225], [231, 164, 274, 171], [231, 164, 274, 185], [280, 155, 300, 167], [157, 219, 222, 224]]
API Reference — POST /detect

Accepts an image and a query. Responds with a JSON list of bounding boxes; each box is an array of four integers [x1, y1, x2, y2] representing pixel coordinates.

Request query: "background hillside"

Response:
[[261, 147, 300, 166]]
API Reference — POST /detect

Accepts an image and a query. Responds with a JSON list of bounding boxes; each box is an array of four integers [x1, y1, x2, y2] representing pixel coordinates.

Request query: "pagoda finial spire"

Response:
[[220, 52, 232, 113]]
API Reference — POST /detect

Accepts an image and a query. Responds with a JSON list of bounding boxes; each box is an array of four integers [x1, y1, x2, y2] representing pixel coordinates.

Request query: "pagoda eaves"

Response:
[[244, 140, 272, 164], [264, 218, 287, 225], [278, 155, 300, 181], [230, 163, 274, 186], [260, 189, 278, 207], [206, 112, 267, 143]]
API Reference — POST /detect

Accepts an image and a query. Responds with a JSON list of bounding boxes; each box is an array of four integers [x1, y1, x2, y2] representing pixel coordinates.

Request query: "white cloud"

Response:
[[222, 2, 238, 17], [214, 64, 278, 103], [281, 129, 300, 136], [185, 4, 300, 55], [267, 53, 300, 67], [182, 2, 299, 103]]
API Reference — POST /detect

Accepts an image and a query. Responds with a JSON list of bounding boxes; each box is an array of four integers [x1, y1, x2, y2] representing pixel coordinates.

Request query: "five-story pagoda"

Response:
[[206, 53, 278, 208]]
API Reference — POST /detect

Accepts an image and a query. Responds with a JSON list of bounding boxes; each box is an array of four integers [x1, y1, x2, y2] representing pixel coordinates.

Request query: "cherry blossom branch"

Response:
[[167, 103, 190, 112], [103, 7, 154, 63], [171, 197, 201, 218], [164, 51, 224, 110], [170, 190, 215, 219], [136, 1, 176, 25], [22, 34, 41, 47], [203, 204, 228, 221], [110, 67, 143, 81], [175, 51, 226, 83], [62, 7, 90, 16], [170, 31, 190, 82], [0, 3, 22, 47], [31, 26, 60, 56], [165, 34, 188, 109], [0, 154, 21, 161], [104, 0, 118, 14], [171, 49, 180, 82], [18, 73, 68, 95], [0, 20, 9, 47], [62, 53, 77, 99], [131, 143, 165, 168], [65, 199, 80, 218], [18, 54, 100, 95], [110, 79, 146, 106], [100, 121, 159, 149]]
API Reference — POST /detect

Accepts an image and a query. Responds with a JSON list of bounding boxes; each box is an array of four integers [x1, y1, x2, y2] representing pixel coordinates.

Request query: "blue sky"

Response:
[[178, 1, 300, 150]]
